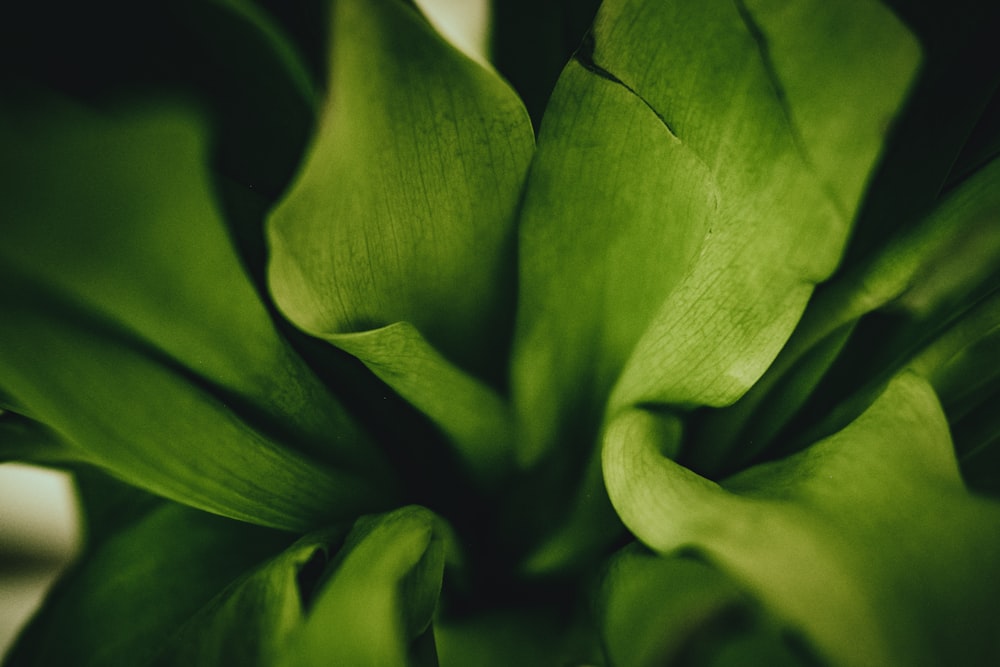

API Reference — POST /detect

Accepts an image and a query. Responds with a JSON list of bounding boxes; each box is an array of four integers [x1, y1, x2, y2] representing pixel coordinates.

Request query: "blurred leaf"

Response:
[[598, 545, 819, 667], [267, 0, 534, 479], [604, 372, 1000, 666], [3, 500, 293, 667], [48, 503, 447, 667], [0, 412, 78, 465], [435, 602, 601, 667], [0, 92, 396, 530]]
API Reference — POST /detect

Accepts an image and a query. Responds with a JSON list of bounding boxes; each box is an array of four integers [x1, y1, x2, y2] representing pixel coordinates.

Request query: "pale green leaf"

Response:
[[604, 372, 1000, 666], [600, 0, 920, 411]]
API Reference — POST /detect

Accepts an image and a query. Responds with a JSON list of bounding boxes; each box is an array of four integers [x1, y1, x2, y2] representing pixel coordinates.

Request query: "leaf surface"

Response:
[[0, 93, 394, 530], [4, 498, 292, 667], [267, 0, 534, 478], [511, 0, 921, 466], [604, 372, 1000, 666]]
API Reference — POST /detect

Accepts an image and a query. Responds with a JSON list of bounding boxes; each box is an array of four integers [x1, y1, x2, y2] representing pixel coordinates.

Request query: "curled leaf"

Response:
[[267, 0, 534, 478], [604, 372, 1000, 666]]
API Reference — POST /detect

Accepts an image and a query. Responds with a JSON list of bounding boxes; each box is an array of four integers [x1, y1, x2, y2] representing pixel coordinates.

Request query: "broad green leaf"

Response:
[[3, 500, 293, 667], [511, 0, 920, 466], [267, 0, 534, 480], [0, 92, 395, 530], [604, 372, 1000, 666], [511, 59, 712, 465], [689, 154, 1000, 472], [599, 0, 919, 411]]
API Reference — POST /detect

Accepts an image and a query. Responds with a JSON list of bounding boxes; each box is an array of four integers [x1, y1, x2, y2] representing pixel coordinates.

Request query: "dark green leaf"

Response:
[[0, 92, 395, 530]]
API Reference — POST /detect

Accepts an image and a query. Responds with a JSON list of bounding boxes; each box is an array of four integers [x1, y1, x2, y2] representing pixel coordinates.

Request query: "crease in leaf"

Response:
[[267, 0, 534, 478], [598, 0, 921, 412], [511, 59, 715, 466], [604, 372, 1000, 666], [512, 0, 921, 472]]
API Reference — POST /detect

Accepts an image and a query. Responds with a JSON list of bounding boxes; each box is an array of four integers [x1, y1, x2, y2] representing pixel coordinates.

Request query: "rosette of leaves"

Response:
[[1, 0, 999, 665]]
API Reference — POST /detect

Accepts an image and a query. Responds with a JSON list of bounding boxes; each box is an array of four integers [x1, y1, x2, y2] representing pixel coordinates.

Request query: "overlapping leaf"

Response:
[[512, 0, 920, 467], [690, 155, 1000, 473], [267, 0, 534, 481], [0, 92, 394, 530], [604, 372, 1000, 666]]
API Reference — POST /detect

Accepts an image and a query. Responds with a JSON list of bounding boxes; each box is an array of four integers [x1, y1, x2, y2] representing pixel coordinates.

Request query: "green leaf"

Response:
[[266, 0, 534, 480], [600, 0, 919, 411], [598, 545, 818, 667], [604, 372, 1000, 666], [151, 528, 344, 667], [689, 154, 1000, 472], [511, 0, 920, 466], [4, 499, 293, 667], [0, 92, 395, 530], [279, 506, 446, 667], [511, 59, 712, 465], [150, 506, 447, 667]]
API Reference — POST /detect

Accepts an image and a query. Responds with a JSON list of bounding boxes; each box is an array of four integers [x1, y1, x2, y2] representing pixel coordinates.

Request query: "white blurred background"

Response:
[[0, 464, 79, 655]]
